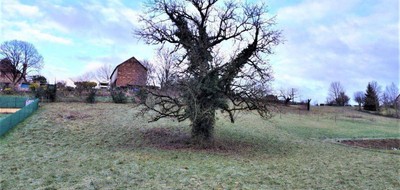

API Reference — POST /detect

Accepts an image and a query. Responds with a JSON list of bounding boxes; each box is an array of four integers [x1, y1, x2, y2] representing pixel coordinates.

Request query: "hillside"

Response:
[[0, 103, 399, 189]]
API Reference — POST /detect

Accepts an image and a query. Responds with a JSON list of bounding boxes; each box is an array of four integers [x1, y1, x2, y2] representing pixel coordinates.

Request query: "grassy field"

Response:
[[0, 103, 399, 189]]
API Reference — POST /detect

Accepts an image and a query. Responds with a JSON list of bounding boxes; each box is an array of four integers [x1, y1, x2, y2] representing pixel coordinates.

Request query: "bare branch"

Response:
[[0, 40, 43, 87], [135, 0, 282, 140]]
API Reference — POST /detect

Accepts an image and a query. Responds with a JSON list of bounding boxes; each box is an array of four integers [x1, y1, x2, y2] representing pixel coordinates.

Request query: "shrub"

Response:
[[45, 85, 57, 102], [111, 88, 127, 103], [30, 84, 57, 102], [29, 83, 40, 91], [33, 87, 45, 99], [136, 88, 148, 103], [131, 96, 138, 104], [74, 81, 97, 95], [3, 87, 14, 95], [86, 89, 96, 103]]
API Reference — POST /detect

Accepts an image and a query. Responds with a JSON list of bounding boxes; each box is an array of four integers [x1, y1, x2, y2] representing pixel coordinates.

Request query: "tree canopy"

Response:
[[136, 0, 282, 141], [30, 75, 47, 84]]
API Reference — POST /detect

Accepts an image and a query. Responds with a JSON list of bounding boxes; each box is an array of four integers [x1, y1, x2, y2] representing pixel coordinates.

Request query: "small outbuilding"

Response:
[[110, 57, 148, 88]]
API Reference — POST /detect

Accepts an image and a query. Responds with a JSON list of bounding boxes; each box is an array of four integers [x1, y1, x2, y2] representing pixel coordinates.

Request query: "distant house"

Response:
[[0, 67, 11, 88], [98, 81, 109, 89], [110, 56, 148, 88], [265, 95, 279, 102], [0, 58, 26, 89]]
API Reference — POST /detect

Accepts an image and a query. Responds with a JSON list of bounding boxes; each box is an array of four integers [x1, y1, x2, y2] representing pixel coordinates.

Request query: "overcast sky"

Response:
[[1, 0, 398, 104]]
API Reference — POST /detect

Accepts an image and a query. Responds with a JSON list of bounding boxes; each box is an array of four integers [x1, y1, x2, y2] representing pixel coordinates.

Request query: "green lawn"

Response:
[[0, 103, 399, 189]]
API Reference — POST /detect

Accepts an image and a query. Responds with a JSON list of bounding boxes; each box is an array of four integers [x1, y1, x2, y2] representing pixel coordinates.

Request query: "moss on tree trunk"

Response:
[[191, 108, 215, 141]]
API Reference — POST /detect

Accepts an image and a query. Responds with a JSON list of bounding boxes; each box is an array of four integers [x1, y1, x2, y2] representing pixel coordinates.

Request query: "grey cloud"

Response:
[[38, 1, 138, 45]]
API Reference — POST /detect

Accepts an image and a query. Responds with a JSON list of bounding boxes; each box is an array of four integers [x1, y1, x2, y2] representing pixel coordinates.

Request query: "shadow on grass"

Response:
[[117, 127, 298, 157]]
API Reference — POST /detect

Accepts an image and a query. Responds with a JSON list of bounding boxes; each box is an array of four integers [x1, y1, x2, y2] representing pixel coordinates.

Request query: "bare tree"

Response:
[[94, 64, 114, 83], [327, 81, 349, 106], [136, 0, 282, 141], [136, 59, 156, 86], [382, 82, 399, 107], [279, 88, 298, 105], [154, 48, 179, 89], [328, 82, 344, 104], [0, 40, 43, 87], [73, 72, 95, 83], [353, 91, 365, 110], [382, 82, 399, 116]]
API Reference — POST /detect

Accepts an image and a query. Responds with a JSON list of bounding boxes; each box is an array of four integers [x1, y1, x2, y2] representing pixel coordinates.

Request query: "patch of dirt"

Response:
[[137, 127, 255, 154], [57, 111, 91, 121], [345, 114, 363, 119], [339, 139, 400, 150]]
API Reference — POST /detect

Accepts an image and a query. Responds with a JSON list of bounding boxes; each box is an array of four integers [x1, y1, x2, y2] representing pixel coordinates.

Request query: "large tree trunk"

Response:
[[187, 86, 216, 142], [186, 74, 218, 142], [191, 107, 215, 142]]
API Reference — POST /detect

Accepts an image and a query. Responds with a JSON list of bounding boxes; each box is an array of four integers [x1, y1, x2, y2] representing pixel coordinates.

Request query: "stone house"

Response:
[[110, 56, 148, 88]]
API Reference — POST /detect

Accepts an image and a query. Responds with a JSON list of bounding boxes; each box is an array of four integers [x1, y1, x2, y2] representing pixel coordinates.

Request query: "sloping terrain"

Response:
[[0, 103, 399, 189]]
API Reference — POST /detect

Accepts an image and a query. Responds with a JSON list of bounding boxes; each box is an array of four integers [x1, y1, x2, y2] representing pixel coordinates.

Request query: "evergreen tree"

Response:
[[364, 83, 379, 111]]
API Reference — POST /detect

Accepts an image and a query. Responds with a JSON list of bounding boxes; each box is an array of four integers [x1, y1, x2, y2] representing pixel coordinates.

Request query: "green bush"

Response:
[[111, 89, 127, 103]]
